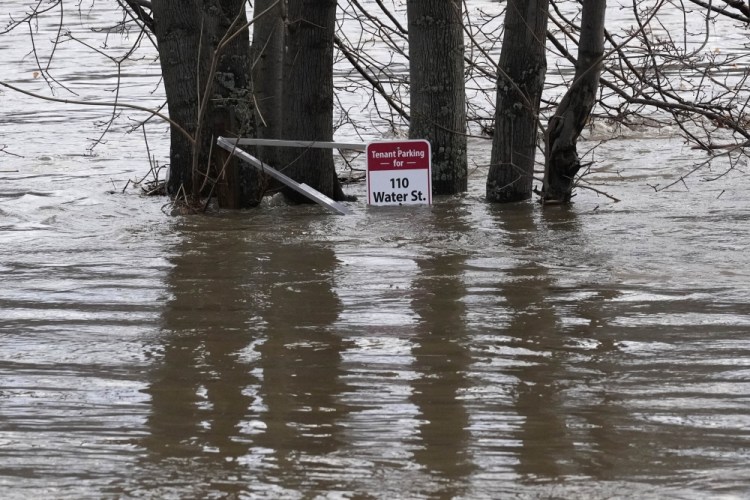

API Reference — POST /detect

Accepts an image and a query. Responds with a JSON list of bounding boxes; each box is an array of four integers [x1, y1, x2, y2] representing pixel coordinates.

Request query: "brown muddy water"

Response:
[[3, 1, 750, 499], [3, 132, 750, 499]]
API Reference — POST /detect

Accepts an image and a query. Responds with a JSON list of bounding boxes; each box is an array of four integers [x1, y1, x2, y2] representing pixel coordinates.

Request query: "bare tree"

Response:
[[545, 0, 750, 198], [279, 0, 348, 202], [251, 0, 285, 169], [486, 0, 550, 203], [150, 0, 263, 208], [406, 0, 468, 195], [541, 0, 607, 203]]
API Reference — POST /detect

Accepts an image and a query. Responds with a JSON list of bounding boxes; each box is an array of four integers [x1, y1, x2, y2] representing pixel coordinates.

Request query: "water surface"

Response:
[[2, 1, 750, 498]]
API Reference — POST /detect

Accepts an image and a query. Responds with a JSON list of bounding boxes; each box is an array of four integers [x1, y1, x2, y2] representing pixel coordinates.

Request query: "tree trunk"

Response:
[[406, 0, 467, 195], [152, 0, 259, 207], [280, 0, 347, 202], [486, 0, 549, 203], [209, 0, 262, 208], [542, 0, 606, 203], [152, 0, 207, 199], [251, 0, 286, 168]]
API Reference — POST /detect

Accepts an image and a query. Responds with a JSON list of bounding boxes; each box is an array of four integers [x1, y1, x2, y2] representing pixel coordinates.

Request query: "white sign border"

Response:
[[366, 139, 432, 207]]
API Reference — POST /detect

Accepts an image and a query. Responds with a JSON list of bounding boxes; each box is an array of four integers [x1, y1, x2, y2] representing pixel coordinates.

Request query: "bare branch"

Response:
[[0, 80, 194, 143]]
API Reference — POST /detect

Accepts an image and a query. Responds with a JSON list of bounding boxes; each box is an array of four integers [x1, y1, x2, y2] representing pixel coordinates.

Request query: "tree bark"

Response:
[[209, 0, 262, 208], [280, 0, 347, 202], [251, 0, 286, 168], [486, 0, 549, 203], [407, 0, 467, 195], [152, 0, 207, 198], [152, 0, 260, 207], [542, 0, 607, 203]]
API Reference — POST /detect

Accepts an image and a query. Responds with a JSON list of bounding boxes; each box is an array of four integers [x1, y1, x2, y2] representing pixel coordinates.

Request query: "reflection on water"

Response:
[[254, 242, 348, 495], [502, 207, 575, 481], [410, 203, 474, 497], [139, 223, 261, 496], [136, 221, 352, 497]]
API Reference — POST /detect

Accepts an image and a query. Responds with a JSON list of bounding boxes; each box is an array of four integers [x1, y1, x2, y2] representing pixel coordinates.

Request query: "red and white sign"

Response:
[[366, 140, 432, 206]]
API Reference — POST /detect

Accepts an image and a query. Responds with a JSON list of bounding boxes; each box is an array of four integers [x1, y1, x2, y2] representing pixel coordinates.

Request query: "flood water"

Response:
[[3, 1, 750, 499]]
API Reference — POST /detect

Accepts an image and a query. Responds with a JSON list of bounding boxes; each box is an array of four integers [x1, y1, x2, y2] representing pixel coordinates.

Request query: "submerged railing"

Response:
[[216, 137, 365, 215]]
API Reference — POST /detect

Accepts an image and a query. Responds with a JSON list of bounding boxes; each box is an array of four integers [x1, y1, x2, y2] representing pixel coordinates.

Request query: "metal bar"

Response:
[[216, 136, 351, 215], [226, 137, 366, 152]]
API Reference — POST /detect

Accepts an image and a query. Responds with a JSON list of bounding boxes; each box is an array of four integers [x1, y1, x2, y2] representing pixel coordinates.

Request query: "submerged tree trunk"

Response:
[[152, 0, 207, 199], [251, 0, 285, 168], [152, 0, 259, 207], [486, 0, 549, 203], [542, 0, 607, 203], [209, 0, 262, 208], [280, 0, 347, 202], [406, 0, 467, 195]]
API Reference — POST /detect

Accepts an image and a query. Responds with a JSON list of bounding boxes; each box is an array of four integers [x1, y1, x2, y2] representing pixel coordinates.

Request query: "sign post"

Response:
[[366, 140, 432, 206]]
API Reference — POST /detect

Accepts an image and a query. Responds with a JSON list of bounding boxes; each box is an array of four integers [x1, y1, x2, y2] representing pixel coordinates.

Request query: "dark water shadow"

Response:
[[489, 204, 626, 482], [252, 241, 351, 493], [137, 220, 264, 496], [135, 217, 348, 496], [409, 201, 475, 497]]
